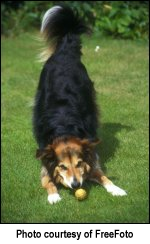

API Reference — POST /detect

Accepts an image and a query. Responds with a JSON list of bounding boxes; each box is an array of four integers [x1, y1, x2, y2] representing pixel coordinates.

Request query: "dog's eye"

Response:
[[59, 164, 67, 170], [76, 160, 83, 168]]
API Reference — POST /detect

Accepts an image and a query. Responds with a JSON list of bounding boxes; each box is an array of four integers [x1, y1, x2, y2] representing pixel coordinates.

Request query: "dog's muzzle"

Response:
[[71, 177, 81, 189]]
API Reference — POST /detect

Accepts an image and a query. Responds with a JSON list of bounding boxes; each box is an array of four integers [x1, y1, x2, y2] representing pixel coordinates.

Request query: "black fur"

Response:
[[33, 6, 99, 149]]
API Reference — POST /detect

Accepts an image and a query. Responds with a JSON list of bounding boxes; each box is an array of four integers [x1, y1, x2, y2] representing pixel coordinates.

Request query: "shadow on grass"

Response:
[[96, 122, 133, 173]]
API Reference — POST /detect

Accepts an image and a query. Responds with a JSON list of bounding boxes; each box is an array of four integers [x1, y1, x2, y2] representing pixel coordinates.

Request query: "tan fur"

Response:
[[89, 169, 113, 186], [53, 140, 82, 157], [36, 33, 56, 63], [41, 175, 58, 195], [100, 175, 113, 186]]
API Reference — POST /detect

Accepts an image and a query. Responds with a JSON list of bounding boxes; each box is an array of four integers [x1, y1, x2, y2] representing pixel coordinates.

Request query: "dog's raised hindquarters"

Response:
[[33, 6, 127, 204]]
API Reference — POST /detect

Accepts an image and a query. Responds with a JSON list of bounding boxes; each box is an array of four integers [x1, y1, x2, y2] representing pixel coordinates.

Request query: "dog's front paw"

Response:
[[105, 184, 127, 196], [48, 193, 61, 204]]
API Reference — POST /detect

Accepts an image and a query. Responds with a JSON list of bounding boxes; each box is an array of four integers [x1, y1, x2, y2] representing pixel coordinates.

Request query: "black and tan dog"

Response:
[[33, 6, 127, 204]]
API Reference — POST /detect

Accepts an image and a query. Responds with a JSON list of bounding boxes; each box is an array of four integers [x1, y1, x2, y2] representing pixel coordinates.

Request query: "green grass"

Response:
[[1, 32, 149, 223]]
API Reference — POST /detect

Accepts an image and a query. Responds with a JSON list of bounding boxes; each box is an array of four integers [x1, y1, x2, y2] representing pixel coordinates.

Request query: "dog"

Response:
[[33, 6, 127, 204]]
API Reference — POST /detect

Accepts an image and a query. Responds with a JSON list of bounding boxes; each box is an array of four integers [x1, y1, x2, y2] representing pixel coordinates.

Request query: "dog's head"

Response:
[[36, 137, 99, 189]]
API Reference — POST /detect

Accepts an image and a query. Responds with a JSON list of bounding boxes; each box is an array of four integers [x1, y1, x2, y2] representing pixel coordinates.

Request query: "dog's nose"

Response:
[[71, 178, 80, 189]]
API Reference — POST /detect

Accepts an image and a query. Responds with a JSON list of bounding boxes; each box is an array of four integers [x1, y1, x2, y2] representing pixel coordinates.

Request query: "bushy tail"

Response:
[[40, 5, 89, 60]]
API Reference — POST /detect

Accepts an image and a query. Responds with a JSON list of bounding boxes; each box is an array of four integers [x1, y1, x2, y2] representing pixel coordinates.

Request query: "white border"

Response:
[[0, 224, 149, 243]]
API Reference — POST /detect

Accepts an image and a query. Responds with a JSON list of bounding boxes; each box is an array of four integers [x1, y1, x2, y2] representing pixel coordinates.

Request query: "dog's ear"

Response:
[[81, 138, 100, 147], [81, 138, 100, 164], [84, 163, 91, 173], [36, 145, 55, 160]]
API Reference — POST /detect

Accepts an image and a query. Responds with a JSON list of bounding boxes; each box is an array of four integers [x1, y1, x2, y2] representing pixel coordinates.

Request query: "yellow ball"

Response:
[[75, 188, 87, 200]]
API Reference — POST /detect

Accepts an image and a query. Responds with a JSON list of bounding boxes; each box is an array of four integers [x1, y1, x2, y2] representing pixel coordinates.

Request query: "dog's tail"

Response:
[[40, 5, 89, 61]]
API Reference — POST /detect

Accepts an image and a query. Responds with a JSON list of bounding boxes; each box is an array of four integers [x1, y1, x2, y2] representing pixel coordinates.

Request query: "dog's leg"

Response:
[[41, 166, 61, 204], [89, 168, 127, 196]]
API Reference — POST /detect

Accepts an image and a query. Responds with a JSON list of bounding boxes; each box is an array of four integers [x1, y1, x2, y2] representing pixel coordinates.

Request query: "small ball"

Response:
[[75, 188, 87, 200]]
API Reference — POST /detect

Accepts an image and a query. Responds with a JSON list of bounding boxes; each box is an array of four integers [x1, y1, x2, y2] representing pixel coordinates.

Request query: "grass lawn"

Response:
[[1, 32, 149, 223]]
